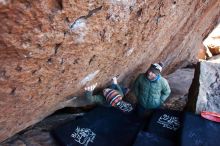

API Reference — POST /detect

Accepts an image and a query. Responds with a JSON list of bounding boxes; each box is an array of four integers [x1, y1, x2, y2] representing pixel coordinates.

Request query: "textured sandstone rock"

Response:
[[208, 45, 220, 55], [204, 24, 220, 56], [187, 60, 220, 114], [0, 0, 219, 142], [164, 68, 194, 111], [197, 46, 207, 60]]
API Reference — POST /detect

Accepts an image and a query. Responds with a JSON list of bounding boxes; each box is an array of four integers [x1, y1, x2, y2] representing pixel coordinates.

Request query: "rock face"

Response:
[[0, 0, 219, 142], [187, 60, 220, 114], [164, 68, 194, 111]]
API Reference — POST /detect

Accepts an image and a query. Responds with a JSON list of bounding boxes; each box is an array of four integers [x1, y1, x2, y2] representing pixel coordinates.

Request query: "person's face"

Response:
[[147, 71, 157, 80]]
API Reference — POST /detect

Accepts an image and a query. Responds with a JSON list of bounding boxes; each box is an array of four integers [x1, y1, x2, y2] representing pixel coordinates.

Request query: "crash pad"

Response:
[[52, 106, 142, 146]]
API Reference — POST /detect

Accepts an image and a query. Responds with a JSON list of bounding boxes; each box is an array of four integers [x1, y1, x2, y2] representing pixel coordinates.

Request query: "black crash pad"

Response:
[[180, 113, 220, 146], [144, 109, 183, 141], [133, 131, 175, 146], [51, 106, 142, 146]]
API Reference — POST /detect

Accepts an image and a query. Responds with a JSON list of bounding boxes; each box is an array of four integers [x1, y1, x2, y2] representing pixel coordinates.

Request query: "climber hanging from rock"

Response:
[[84, 77, 133, 113]]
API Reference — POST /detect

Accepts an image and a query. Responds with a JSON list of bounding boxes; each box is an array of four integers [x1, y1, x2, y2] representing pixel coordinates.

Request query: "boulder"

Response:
[[187, 60, 220, 114]]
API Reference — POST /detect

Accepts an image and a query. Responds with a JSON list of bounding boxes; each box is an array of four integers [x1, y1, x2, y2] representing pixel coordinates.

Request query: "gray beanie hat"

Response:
[[148, 62, 164, 75]]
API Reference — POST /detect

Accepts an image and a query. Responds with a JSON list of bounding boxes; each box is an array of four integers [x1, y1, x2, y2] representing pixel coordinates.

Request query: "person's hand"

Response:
[[112, 77, 118, 84], [84, 83, 97, 92]]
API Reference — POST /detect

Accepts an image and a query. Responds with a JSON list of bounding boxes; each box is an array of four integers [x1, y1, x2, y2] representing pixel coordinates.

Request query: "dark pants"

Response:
[[137, 104, 153, 116], [136, 104, 155, 130]]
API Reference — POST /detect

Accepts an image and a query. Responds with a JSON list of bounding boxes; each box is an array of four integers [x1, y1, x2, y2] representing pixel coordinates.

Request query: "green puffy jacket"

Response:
[[133, 73, 171, 109]]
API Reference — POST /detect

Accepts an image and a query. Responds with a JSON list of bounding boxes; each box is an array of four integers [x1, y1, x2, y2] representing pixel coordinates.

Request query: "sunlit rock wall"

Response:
[[0, 0, 219, 142]]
